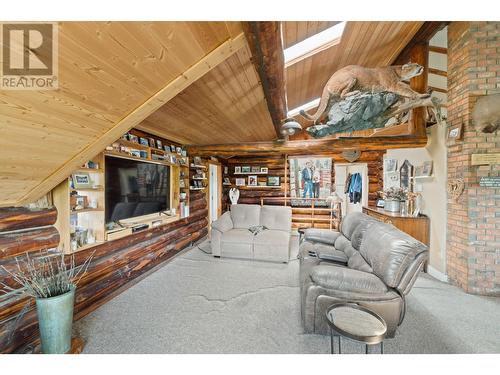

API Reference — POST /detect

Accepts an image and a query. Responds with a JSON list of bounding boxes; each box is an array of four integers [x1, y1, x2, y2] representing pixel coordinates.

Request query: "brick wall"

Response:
[[447, 21, 500, 296]]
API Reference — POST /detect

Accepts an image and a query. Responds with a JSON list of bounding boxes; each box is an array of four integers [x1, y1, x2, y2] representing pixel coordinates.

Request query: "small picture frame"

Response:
[[72, 172, 91, 189], [181, 149, 187, 157], [164, 145, 170, 153], [223, 177, 231, 185], [193, 156, 202, 165], [260, 167, 268, 174], [235, 178, 245, 186], [248, 175, 258, 186], [448, 123, 463, 141], [267, 176, 280, 186], [376, 199, 385, 208], [156, 139, 163, 150], [149, 138, 156, 147], [234, 166, 241, 174], [140, 137, 149, 147], [170, 145, 176, 153], [129, 134, 139, 143], [251, 166, 260, 173], [422, 161, 433, 176], [176, 146, 182, 155], [241, 166, 251, 173]]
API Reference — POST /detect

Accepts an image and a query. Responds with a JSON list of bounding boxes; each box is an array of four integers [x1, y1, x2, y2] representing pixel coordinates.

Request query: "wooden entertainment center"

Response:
[[53, 129, 202, 254]]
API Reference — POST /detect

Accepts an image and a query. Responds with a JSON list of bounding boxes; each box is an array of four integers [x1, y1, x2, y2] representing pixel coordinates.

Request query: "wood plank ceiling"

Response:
[[136, 42, 275, 144], [0, 21, 276, 207], [284, 21, 425, 110]]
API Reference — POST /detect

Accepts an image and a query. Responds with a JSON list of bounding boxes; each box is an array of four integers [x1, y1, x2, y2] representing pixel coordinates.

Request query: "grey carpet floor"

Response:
[[74, 237, 500, 354]]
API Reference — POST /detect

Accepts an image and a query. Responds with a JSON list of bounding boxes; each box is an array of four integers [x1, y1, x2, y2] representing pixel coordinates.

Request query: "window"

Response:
[[284, 22, 346, 67]]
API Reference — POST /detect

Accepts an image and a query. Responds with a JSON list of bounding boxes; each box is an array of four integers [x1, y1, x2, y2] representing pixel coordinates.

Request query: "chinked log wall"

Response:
[[0, 191, 208, 353], [221, 152, 384, 229]]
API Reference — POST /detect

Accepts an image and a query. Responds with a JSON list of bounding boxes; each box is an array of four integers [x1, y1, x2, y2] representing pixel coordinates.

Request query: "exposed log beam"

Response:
[[12, 33, 247, 208], [429, 67, 447, 77], [244, 22, 287, 138], [429, 46, 447, 55], [187, 135, 428, 157], [393, 22, 448, 65]]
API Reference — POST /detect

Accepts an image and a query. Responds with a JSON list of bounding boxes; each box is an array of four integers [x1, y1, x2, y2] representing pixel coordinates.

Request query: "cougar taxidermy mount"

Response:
[[300, 63, 429, 123]]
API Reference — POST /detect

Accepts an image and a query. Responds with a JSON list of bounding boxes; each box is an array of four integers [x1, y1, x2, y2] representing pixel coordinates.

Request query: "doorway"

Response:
[[334, 163, 369, 216], [208, 162, 222, 227]]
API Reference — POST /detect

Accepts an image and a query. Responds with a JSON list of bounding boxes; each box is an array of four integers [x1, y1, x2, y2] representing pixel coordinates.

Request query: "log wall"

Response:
[[221, 152, 385, 228], [0, 192, 208, 353]]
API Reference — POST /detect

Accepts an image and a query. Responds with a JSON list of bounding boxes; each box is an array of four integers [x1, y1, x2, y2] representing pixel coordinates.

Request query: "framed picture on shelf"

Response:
[[156, 139, 163, 150], [414, 166, 424, 177], [267, 176, 280, 186], [260, 167, 268, 173], [176, 146, 182, 155], [163, 145, 170, 152], [422, 161, 433, 176], [234, 166, 241, 174], [140, 137, 149, 147], [251, 166, 260, 173], [129, 134, 139, 143], [223, 177, 231, 185], [235, 178, 245, 186], [248, 176, 257, 186], [148, 138, 155, 147], [241, 166, 251, 173], [384, 158, 398, 172], [170, 145, 176, 153], [71, 172, 91, 189], [193, 156, 202, 165]]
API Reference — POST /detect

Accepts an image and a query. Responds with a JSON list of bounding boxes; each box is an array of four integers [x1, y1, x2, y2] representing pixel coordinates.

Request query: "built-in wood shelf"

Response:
[[190, 164, 207, 169], [234, 172, 268, 175], [190, 187, 205, 191], [74, 168, 103, 174], [71, 187, 104, 193], [71, 208, 104, 214]]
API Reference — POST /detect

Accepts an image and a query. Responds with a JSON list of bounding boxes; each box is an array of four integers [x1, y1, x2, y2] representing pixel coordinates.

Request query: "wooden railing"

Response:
[[259, 197, 341, 230]]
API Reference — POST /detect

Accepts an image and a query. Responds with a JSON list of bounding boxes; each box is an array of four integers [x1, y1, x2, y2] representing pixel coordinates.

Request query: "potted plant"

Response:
[[1, 250, 93, 354], [381, 187, 408, 213]]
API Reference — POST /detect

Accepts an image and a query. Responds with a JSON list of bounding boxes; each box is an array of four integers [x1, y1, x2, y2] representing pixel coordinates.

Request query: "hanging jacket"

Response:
[[348, 173, 362, 204]]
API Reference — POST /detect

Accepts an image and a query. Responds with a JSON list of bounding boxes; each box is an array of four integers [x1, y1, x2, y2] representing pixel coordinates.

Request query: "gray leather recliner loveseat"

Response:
[[299, 212, 428, 338]]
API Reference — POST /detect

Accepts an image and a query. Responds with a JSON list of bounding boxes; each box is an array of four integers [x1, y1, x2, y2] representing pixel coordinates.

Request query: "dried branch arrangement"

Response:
[[1, 250, 94, 299]]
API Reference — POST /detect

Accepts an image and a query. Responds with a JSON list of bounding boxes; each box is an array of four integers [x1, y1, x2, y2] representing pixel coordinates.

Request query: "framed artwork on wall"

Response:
[[72, 172, 91, 189], [267, 176, 280, 186], [235, 178, 245, 186], [289, 157, 332, 199], [241, 166, 251, 173], [234, 166, 241, 174]]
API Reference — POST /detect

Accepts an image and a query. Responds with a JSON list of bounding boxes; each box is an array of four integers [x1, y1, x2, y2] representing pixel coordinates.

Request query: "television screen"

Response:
[[105, 156, 170, 223]]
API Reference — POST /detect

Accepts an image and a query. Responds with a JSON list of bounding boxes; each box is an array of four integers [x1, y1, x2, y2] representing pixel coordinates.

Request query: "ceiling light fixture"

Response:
[[284, 22, 346, 67], [280, 119, 302, 137]]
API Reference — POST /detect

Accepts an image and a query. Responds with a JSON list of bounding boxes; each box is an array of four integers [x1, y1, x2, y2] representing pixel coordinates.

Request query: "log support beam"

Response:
[[244, 22, 287, 138], [187, 135, 428, 157]]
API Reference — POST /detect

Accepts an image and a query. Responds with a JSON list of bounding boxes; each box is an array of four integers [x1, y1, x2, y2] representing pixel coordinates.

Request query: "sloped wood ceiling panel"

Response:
[[0, 21, 253, 207], [136, 43, 276, 145], [285, 21, 424, 110]]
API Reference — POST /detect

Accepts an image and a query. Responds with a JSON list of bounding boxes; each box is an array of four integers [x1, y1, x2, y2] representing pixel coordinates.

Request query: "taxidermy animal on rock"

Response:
[[472, 94, 500, 133], [300, 63, 429, 123]]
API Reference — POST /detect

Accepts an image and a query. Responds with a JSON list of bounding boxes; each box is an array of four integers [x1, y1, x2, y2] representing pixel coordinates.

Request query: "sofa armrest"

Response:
[[303, 228, 341, 246], [211, 211, 233, 233], [310, 265, 388, 294]]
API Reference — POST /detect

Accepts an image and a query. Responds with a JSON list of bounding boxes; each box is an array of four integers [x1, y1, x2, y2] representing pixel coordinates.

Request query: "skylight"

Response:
[[287, 97, 320, 118], [284, 22, 346, 67]]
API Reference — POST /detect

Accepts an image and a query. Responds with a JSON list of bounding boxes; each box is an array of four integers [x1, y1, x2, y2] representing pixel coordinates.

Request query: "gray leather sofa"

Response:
[[211, 204, 292, 262], [299, 212, 428, 337]]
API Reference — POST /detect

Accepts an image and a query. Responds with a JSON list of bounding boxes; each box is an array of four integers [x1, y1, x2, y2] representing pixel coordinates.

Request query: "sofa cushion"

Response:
[[311, 265, 388, 294], [348, 252, 373, 273], [259, 206, 292, 232], [333, 235, 350, 252], [303, 228, 341, 246], [340, 212, 366, 239], [253, 230, 290, 262], [211, 211, 233, 233], [221, 228, 255, 244], [230, 204, 261, 229], [350, 219, 376, 250], [360, 222, 428, 288]]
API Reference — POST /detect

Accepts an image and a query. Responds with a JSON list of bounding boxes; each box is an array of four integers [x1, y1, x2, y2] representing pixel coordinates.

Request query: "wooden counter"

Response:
[[362, 206, 430, 247]]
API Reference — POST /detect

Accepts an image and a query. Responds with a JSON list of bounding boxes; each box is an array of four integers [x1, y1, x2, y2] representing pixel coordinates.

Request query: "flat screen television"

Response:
[[105, 156, 170, 223]]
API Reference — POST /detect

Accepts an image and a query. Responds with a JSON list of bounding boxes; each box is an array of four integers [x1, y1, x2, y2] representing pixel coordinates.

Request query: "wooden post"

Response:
[[408, 42, 429, 137]]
